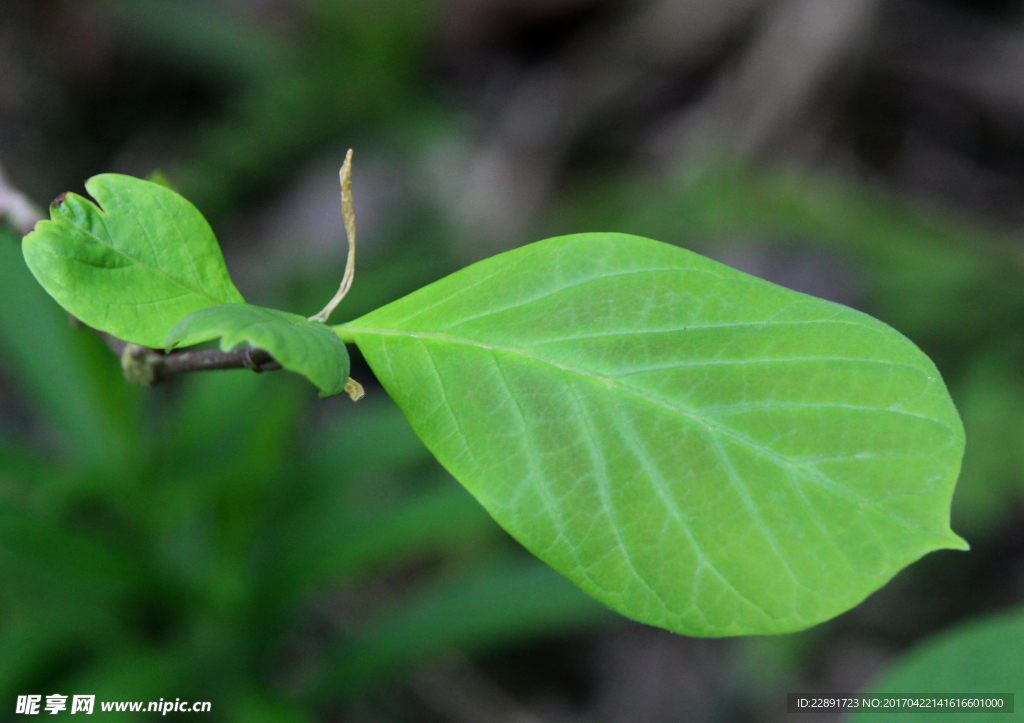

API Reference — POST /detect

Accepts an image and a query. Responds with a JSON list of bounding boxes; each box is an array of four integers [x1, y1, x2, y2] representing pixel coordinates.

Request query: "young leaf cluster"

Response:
[[23, 174, 350, 397]]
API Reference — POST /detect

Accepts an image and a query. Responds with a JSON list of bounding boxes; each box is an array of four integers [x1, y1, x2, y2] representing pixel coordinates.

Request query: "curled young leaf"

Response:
[[339, 233, 967, 637], [22, 174, 243, 348], [168, 304, 350, 398]]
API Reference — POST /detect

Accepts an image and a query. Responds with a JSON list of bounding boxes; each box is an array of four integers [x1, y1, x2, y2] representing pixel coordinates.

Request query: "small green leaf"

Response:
[[852, 609, 1024, 722], [22, 174, 243, 348], [167, 304, 350, 397], [340, 232, 967, 637]]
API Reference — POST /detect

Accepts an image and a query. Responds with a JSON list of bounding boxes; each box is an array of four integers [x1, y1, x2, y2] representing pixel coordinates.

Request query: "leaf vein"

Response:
[[440, 267, 727, 333], [58, 212, 225, 302], [357, 328, 943, 537]]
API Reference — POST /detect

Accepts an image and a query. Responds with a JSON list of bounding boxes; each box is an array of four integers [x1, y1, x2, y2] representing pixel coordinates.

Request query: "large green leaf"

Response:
[[851, 608, 1024, 722], [339, 232, 967, 637], [22, 174, 243, 348], [167, 303, 350, 397]]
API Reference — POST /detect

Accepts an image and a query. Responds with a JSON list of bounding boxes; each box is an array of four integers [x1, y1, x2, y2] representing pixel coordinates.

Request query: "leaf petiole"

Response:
[[332, 325, 356, 344], [310, 149, 357, 324]]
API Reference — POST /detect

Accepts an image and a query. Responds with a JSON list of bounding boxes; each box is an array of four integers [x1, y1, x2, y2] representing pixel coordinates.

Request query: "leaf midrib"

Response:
[[53, 212, 232, 304], [381, 332, 889, 621], [351, 326, 953, 539]]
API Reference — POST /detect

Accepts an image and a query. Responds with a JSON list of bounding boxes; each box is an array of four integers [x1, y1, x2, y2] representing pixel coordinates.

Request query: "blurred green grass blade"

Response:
[[256, 401, 497, 617], [851, 608, 1024, 723], [159, 1, 446, 217], [315, 558, 612, 700], [229, 697, 314, 723], [99, 0, 295, 79], [321, 485, 495, 578], [149, 371, 303, 587], [0, 618, 128, 708], [64, 650, 195, 716], [300, 399, 434, 480], [0, 442, 48, 481], [265, 483, 497, 601], [168, 370, 302, 479], [0, 509, 137, 598], [0, 510, 138, 641], [949, 343, 1024, 535], [0, 230, 136, 464]]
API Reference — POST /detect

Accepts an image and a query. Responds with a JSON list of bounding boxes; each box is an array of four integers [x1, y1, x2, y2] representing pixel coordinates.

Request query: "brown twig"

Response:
[[118, 341, 282, 386]]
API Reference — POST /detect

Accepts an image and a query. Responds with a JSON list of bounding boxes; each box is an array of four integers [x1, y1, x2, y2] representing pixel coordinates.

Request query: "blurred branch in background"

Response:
[[673, 0, 882, 160], [0, 162, 41, 235], [434, 0, 766, 246]]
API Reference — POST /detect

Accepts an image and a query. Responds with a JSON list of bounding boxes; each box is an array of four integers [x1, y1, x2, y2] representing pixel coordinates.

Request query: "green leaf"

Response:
[[22, 173, 243, 348], [851, 608, 1024, 722], [340, 232, 967, 637], [167, 303, 350, 397]]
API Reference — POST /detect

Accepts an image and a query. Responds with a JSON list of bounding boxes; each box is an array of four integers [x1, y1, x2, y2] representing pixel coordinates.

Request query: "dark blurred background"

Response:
[[1, 0, 1024, 721]]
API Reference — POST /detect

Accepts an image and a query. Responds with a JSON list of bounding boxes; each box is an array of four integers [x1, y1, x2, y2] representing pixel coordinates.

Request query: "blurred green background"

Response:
[[2, 0, 1024, 720]]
